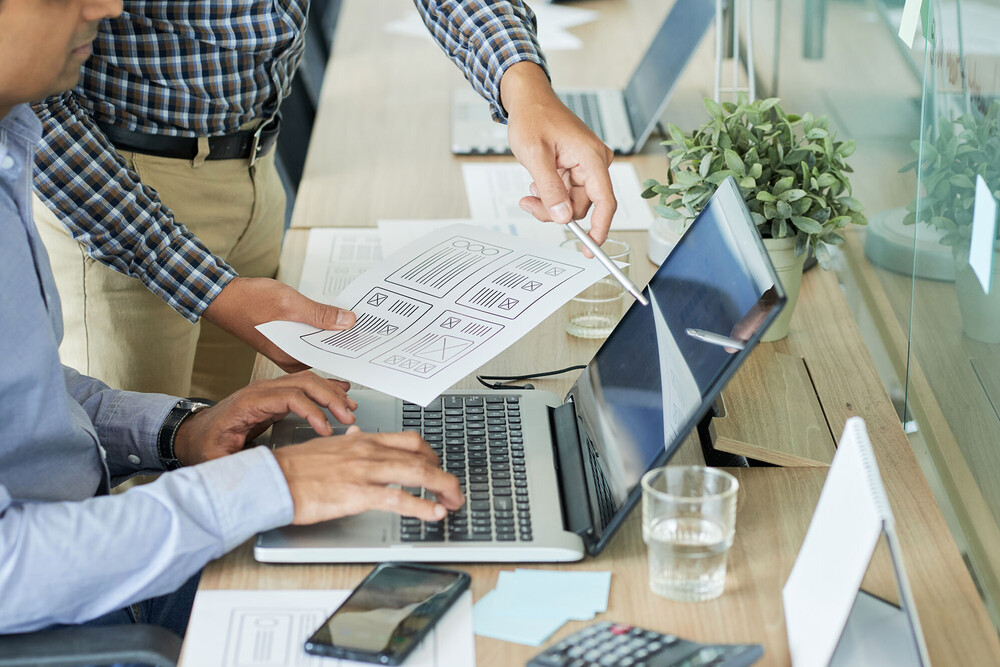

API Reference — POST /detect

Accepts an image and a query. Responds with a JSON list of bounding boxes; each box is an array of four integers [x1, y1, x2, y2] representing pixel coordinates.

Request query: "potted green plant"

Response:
[[642, 93, 867, 340], [901, 100, 1000, 343]]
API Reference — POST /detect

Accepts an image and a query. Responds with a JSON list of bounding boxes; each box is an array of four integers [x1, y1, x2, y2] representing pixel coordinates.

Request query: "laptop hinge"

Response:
[[549, 400, 595, 539]]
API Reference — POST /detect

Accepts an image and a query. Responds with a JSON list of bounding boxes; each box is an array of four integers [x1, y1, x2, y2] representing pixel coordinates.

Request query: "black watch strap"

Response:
[[157, 399, 213, 470]]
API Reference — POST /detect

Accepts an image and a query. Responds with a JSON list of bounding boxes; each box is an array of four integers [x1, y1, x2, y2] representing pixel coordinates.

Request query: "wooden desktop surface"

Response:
[[181, 0, 1000, 664]]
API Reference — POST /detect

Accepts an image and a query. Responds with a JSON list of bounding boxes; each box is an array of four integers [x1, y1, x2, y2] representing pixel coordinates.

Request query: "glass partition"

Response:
[[738, 0, 1000, 626]]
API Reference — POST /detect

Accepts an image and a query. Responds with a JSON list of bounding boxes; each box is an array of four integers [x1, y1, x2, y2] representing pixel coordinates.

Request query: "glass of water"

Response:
[[560, 237, 631, 338], [641, 466, 739, 602]]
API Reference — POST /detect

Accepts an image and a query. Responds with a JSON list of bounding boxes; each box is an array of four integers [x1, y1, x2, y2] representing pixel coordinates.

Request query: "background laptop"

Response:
[[256, 177, 786, 563], [450, 0, 715, 155]]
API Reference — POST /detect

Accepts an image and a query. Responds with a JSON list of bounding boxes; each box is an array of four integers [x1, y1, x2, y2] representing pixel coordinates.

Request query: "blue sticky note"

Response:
[[473, 590, 568, 646], [971, 175, 998, 294], [505, 569, 613, 619]]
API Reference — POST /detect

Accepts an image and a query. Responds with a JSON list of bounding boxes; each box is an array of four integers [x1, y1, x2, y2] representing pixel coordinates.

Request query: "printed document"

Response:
[[463, 162, 655, 230], [296, 223, 563, 305], [297, 228, 383, 303], [260, 224, 613, 406], [182, 589, 474, 667]]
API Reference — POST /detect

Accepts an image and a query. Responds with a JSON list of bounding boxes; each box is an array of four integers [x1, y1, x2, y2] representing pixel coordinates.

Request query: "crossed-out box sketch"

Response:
[[374, 310, 504, 378], [455, 255, 583, 319], [299, 287, 430, 359]]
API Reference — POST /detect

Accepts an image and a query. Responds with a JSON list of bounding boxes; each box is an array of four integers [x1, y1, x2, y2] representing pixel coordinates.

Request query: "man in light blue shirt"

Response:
[[0, 0, 463, 636]]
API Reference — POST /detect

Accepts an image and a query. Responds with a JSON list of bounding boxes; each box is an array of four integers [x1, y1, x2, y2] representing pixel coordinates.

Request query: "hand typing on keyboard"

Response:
[[272, 425, 466, 526]]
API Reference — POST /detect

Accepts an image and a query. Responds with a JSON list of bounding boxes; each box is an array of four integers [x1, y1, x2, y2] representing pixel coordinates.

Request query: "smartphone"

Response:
[[304, 562, 470, 665]]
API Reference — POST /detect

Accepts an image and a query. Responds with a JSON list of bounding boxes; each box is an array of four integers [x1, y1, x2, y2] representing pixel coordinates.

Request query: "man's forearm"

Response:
[[31, 92, 236, 322], [0, 447, 292, 633]]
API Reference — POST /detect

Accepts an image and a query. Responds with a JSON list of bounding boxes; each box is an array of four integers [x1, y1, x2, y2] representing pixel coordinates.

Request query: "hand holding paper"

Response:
[[257, 224, 616, 405]]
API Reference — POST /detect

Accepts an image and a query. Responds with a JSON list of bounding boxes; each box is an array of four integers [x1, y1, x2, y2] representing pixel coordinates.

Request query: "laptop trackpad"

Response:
[[274, 510, 396, 547]]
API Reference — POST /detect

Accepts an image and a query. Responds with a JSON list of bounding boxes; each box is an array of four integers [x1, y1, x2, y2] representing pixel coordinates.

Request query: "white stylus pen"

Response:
[[685, 328, 746, 350], [565, 220, 649, 306]]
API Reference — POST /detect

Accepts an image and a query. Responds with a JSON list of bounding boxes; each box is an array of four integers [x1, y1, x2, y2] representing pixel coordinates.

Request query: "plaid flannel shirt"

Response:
[[31, 0, 546, 322]]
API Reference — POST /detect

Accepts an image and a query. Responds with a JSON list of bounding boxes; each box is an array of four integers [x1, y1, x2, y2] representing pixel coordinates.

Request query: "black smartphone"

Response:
[[303, 562, 470, 665]]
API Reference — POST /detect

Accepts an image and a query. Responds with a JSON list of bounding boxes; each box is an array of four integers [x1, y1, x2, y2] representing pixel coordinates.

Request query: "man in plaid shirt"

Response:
[[32, 1, 617, 401]]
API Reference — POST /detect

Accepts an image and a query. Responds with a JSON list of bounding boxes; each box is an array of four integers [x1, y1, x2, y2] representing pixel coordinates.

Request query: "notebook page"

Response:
[[782, 417, 887, 667]]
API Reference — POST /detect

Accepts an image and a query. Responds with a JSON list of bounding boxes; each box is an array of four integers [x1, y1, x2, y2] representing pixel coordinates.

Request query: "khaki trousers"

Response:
[[34, 148, 285, 402]]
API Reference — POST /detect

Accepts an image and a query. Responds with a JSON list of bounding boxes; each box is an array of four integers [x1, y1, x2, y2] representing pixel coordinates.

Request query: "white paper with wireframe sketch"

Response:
[[782, 417, 930, 667], [257, 224, 612, 406]]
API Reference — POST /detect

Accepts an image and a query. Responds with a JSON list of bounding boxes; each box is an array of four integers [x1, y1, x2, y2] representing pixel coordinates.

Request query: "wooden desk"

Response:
[[181, 0, 1000, 664], [842, 226, 1000, 626], [193, 468, 827, 667]]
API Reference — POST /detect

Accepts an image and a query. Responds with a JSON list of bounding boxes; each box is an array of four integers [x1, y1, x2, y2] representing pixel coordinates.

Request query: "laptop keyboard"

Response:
[[559, 92, 607, 141], [399, 395, 532, 543]]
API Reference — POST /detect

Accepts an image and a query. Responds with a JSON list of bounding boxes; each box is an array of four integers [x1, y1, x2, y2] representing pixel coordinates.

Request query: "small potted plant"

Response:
[[901, 100, 1000, 343], [642, 93, 867, 340]]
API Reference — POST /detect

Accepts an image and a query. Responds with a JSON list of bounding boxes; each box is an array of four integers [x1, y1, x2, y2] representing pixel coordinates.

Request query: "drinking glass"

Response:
[[560, 237, 631, 338], [641, 466, 739, 602]]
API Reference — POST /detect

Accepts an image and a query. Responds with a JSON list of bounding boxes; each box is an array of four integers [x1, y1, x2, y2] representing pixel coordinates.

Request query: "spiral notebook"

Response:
[[783, 417, 930, 667]]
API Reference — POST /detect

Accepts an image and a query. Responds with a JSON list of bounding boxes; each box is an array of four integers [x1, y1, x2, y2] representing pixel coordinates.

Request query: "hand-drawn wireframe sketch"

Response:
[[182, 590, 475, 667], [375, 309, 504, 378], [258, 224, 616, 406], [225, 608, 326, 666], [377, 219, 567, 257], [297, 229, 383, 303], [301, 287, 431, 359], [456, 255, 583, 319], [386, 235, 511, 299]]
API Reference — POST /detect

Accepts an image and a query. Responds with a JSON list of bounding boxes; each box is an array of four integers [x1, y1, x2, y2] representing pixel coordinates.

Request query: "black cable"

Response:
[[475, 364, 587, 391]]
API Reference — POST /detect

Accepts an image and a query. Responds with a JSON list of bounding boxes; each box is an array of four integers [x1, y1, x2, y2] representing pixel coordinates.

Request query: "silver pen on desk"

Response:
[[565, 220, 649, 306], [685, 328, 746, 351]]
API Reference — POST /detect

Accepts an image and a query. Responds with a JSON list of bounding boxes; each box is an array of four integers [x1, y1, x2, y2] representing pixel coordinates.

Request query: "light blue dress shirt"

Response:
[[0, 104, 294, 633]]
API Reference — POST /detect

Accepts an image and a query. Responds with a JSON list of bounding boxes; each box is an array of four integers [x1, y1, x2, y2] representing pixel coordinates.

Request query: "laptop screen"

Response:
[[622, 0, 715, 148], [567, 178, 785, 550]]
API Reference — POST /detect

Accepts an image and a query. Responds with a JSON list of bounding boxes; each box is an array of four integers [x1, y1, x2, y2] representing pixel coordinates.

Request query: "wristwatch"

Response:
[[157, 399, 214, 470]]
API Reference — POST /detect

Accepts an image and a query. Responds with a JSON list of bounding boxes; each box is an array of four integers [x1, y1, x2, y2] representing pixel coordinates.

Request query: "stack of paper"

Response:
[[473, 569, 612, 646]]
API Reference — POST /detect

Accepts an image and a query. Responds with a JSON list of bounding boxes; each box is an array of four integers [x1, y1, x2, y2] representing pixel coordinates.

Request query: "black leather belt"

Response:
[[97, 115, 281, 166]]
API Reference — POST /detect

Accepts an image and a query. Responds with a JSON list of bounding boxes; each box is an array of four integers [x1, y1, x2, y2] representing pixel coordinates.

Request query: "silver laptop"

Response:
[[256, 178, 786, 563], [450, 0, 716, 155]]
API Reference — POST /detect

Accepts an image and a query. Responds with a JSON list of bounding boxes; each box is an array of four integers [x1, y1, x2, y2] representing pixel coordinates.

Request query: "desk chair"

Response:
[[0, 624, 182, 667]]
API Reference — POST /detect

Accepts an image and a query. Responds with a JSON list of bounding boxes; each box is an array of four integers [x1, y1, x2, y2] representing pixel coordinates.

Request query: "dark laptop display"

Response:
[[567, 177, 785, 553]]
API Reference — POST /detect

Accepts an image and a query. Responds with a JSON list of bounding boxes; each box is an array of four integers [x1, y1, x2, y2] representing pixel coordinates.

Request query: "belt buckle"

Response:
[[249, 123, 266, 168]]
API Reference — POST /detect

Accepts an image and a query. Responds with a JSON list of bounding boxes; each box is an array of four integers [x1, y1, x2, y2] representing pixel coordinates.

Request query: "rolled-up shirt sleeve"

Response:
[[31, 92, 237, 323], [414, 0, 548, 122], [0, 446, 293, 633]]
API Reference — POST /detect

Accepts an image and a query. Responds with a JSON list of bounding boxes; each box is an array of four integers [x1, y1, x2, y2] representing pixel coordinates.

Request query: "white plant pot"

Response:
[[762, 237, 807, 342], [954, 248, 1000, 343], [647, 217, 691, 265]]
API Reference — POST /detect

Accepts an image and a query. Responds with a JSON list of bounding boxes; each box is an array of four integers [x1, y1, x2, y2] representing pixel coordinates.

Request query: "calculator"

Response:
[[527, 621, 763, 667]]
